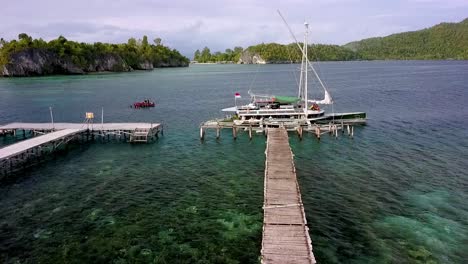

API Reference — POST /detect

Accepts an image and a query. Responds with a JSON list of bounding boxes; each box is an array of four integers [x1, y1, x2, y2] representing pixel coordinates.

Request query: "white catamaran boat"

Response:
[[221, 21, 366, 127]]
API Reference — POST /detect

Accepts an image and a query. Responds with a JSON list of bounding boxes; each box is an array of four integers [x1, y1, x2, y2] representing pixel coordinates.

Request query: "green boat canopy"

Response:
[[273, 96, 301, 104]]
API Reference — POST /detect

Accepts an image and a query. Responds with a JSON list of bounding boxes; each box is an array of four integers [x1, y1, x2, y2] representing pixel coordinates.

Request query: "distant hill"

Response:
[[194, 18, 468, 63], [344, 18, 468, 60]]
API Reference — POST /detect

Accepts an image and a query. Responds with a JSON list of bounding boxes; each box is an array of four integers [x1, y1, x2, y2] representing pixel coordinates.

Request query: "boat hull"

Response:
[[315, 112, 367, 124]]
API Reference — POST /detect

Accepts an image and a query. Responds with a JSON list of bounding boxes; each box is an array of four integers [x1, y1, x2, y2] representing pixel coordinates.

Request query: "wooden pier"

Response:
[[200, 118, 356, 140], [0, 122, 161, 177], [262, 127, 315, 264]]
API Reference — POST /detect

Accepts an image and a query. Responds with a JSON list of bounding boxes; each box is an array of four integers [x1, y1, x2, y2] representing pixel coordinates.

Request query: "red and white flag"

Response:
[[235, 92, 241, 98]]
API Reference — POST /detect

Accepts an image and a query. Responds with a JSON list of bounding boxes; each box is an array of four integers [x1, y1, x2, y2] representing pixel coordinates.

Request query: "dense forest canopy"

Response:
[[193, 46, 244, 63], [344, 18, 468, 60], [0, 34, 189, 70], [194, 18, 468, 63], [193, 43, 357, 63]]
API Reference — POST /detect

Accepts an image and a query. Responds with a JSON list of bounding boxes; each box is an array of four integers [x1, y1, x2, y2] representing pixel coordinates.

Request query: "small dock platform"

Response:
[[0, 122, 161, 177], [262, 128, 315, 264], [200, 118, 357, 140]]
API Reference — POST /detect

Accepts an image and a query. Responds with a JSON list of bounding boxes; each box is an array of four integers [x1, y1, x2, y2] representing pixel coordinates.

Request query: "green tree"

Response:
[[153, 38, 162, 46], [193, 49, 201, 61], [200, 47, 211, 62]]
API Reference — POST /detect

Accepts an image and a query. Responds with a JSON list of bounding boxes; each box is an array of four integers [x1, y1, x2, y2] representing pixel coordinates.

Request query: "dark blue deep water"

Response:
[[0, 61, 467, 263]]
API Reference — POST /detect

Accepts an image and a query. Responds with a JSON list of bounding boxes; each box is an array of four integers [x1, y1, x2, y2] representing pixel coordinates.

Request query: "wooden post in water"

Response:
[[249, 125, 253, 140], [297, 126, 303, 140], [232, 125, 237, 140], [200, 127, 205, 140], [216, 125, 220, 140], [351, 126, 354, 138]]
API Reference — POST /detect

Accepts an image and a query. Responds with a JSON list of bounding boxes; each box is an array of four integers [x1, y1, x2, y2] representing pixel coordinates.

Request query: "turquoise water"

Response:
[[0, 62, 467, 263]]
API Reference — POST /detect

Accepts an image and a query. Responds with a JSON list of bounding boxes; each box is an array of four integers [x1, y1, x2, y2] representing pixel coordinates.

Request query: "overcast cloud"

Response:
[[1, 0, 467, 57]]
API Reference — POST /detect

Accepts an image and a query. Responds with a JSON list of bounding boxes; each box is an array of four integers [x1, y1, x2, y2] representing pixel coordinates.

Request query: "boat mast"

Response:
[[303, 22, 309, 115]]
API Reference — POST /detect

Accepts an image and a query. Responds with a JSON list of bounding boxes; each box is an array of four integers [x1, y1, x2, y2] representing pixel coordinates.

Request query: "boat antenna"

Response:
[[277, 10, 332, 103]]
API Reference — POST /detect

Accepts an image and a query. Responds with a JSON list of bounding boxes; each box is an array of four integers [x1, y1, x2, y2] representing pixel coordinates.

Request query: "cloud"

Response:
[[1, 0, 466, 57]]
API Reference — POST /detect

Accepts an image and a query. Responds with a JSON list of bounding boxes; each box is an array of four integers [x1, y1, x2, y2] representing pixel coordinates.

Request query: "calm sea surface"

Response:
[[0, 61, 467, 263]]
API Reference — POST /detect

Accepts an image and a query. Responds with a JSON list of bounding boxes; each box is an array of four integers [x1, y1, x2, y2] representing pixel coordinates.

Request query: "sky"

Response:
[[2, 0, 467, 57]]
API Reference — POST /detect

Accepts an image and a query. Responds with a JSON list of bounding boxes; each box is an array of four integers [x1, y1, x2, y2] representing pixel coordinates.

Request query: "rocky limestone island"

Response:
[[0, 34, 189, 77]]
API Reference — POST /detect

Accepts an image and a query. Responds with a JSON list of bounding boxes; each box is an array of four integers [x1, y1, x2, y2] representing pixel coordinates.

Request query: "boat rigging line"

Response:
[[277, 10, 333, 105]]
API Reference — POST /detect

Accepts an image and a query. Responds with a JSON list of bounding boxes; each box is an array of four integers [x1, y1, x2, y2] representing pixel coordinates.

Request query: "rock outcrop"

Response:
[[1, 49, 84, 76], [0, 48, 134, 77], [1, 48, 188, 77], [86, 54, 131, 72], [137, 60, 154, 70], [237, 50, 266, 64], [154, 59, 189, 68]]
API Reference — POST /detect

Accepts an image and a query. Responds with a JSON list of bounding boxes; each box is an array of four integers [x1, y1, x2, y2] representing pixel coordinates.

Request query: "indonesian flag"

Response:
[[235, 92, 241, 98]]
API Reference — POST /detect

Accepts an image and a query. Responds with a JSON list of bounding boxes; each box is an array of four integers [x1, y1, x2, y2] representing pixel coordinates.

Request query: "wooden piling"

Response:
[[297, 126, 303, 140], [200, 127, 205, 140], [232, 125, 237, 140]]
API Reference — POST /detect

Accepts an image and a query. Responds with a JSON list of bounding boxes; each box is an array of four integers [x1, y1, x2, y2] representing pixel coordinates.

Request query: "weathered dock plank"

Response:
[[262, 128, 315, 264], [0, 128, 84, 159], [0, 122, 159, 131]]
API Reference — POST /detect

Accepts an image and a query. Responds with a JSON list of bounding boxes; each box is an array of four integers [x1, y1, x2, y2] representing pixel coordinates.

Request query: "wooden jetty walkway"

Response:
[[262, 127, 316, 264], [0, 122, 161, 177], [0, 128, 85, 160]]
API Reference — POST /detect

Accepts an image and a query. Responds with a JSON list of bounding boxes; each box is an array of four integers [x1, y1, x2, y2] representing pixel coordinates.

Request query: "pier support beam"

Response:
[[200, 127, 205, 140], [232, 126, 237, 140], [297, 126, 303, 140]]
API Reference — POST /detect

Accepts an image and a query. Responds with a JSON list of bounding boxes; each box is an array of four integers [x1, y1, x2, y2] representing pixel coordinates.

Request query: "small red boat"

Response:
[[133, 99, 155, 108]]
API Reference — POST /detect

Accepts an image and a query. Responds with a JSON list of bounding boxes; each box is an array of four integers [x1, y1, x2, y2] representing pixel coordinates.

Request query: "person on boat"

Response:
[[310, 103, 320, 111]]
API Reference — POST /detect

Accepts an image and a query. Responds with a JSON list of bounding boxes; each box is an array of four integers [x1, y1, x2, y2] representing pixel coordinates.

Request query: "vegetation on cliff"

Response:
[[0, 34, 189, 76], [344, 18, 468, 60]]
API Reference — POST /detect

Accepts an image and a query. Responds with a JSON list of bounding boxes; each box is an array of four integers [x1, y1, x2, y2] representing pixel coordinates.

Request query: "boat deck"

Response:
[[262, 128, 315, 263]]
